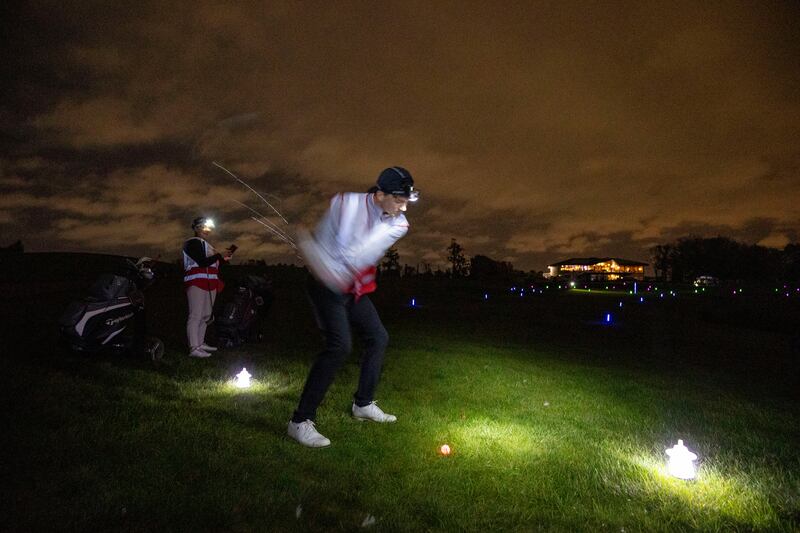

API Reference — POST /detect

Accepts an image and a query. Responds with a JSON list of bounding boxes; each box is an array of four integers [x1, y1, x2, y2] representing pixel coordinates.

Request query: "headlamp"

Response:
[[192, 217, 215, 231], [385, 186, 420, 202]]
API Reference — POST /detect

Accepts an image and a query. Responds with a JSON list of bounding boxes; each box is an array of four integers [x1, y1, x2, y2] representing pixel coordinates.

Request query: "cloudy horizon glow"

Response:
[[2, 1, 799, 271]]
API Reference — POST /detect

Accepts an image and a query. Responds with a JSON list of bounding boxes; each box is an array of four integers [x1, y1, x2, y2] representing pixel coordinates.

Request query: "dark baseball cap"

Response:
[[376, 167, 419, 201]]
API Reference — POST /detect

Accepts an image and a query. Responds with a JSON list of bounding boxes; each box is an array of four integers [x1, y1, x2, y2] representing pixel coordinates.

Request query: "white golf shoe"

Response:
[[200, 344, 218, 352], [188, 347, 212, 358], [352, 401, 397, 423], [287, 420, 331, 448]]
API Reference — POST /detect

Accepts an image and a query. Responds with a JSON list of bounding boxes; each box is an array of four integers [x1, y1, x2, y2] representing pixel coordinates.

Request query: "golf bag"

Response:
[[215, 274, 273, 348], [58, 258, 164, 361]]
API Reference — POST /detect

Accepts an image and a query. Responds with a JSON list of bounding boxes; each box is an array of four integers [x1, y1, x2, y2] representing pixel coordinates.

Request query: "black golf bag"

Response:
[[59, 258, 164, 361], [215, 274, 273, 348]]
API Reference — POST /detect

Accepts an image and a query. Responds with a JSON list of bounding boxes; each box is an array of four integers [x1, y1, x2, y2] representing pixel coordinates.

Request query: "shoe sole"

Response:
[[352, 415, 397, 423], [288, 435, 331, 447]]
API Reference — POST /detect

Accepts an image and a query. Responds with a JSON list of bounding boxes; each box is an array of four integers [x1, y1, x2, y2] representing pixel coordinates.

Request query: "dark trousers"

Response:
[[292, 277, 389, 423]]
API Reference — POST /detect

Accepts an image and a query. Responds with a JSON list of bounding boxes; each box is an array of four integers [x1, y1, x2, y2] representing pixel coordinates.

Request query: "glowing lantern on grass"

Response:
[[665, 439, 697, 480], [439, 444, 451, 456], [235, 368, 252, 388]]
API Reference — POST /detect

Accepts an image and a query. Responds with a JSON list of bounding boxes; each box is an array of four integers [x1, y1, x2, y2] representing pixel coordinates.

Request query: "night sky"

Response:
[[2, 1, 799, 271]]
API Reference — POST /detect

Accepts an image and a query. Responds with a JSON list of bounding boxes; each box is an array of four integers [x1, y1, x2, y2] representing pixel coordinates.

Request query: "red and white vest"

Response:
[[183, 237, 224, 291]]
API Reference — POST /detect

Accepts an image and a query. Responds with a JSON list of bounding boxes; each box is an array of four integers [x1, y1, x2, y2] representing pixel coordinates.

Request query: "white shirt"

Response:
[[299, 192, 409, 293]]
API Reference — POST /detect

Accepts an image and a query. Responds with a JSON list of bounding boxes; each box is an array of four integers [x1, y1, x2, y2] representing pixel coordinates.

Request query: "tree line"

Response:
[[7, 234, 799, 283], [382, 235, 800, 284], [381, 238, 522, 283], [651, 236, 800, 283]]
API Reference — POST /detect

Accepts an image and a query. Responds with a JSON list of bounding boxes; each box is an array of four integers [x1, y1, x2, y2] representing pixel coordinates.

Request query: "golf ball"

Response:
[[439, 444, 451, 456]]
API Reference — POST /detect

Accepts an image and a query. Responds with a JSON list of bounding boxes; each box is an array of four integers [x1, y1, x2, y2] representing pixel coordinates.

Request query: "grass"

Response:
[[2, 272, 799, 531]]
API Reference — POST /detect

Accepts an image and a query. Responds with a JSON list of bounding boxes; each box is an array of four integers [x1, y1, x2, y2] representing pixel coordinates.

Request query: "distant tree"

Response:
[[446, 238, 469, 277], [783, 243, 800, 282], [0, 240, 24, 254], [381, 246, 401, 276], [651, 236, 788, 283], [469, 254, 514, 282], [650, 244, 672, 281]]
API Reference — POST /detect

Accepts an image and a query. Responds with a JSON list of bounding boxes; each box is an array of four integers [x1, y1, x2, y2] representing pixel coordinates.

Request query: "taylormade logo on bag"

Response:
[[105, 313, 134, 326]]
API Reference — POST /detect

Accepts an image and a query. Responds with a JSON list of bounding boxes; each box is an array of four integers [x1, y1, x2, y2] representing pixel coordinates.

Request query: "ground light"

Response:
[[235, 368, 252, 389], [439, 444, 452, 456], [666, 439, 698, 480], [605, 313, 612, 324]]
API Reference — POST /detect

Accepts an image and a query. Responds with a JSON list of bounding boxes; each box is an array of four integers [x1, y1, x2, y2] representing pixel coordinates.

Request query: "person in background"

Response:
[[288, 166, 419, 447], [183, 216, 235, 358]]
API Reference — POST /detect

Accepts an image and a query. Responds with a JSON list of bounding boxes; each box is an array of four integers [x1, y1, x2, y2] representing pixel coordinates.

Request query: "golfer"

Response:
[[183, 216, 235, 358], [288, 167, 419, 447]]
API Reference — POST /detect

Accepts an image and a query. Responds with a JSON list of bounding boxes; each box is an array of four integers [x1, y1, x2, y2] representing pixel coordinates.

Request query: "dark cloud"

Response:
[[2, 1, 799, 269]]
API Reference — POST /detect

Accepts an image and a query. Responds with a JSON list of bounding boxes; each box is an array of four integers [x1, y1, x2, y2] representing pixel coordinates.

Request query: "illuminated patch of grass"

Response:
[[3, 295, 798, 531]]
